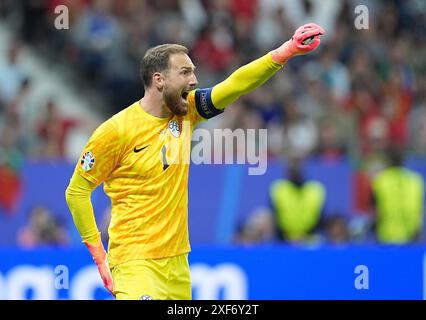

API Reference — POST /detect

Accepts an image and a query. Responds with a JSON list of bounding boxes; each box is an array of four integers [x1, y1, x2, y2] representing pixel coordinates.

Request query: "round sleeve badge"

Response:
[[80, 151, 95, 171]]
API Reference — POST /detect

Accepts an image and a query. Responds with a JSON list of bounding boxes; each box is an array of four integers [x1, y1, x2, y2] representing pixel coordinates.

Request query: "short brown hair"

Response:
[[140, 44, 188, 88]]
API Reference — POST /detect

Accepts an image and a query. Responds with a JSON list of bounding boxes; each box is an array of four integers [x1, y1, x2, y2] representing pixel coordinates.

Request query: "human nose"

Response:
[[189, 73, 198, 88]]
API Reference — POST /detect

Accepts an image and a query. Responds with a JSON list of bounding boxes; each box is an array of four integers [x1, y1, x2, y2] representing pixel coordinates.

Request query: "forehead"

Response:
[[168, 53, 195, 70]]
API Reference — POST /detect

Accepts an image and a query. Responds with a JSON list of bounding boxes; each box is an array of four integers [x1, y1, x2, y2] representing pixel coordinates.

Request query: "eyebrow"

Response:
[[181, 66, 196, 71]]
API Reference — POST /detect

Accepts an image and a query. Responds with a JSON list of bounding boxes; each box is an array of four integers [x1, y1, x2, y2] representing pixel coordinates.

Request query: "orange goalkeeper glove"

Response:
[[271, 22, 325, 64], [84, 239, 115, 296]]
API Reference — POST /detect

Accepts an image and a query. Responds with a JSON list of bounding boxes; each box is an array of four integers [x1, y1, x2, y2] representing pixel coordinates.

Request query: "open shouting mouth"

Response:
[[181, 90, 189, 102]]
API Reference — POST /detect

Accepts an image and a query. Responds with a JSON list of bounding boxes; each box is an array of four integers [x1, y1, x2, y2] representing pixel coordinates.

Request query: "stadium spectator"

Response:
[[234, 207, 278, 245], [17, 205, 69, 248], [269, 160, 326, 243], [281, 96, 318, 160], [323, 214, 350, 244], [36, 99, 80, 159], [315, 116, 349, 162], [409, 74, 426, 155], [371, 148, 425, 244], [0, 40, 25, 105], [0, 109, 24, 214]]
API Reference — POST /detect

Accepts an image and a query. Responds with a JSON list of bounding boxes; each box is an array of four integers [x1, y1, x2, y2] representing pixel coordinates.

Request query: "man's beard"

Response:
[[163, 86, 188, 116]]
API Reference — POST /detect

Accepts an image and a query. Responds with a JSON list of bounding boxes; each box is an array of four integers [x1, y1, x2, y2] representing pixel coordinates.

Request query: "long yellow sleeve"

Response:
[[65, 172, 101, 245], [211, 52, 284, 110]]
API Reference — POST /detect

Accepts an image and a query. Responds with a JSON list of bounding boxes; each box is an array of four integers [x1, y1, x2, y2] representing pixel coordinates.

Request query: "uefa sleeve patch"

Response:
[[80, 151, 95, 171]]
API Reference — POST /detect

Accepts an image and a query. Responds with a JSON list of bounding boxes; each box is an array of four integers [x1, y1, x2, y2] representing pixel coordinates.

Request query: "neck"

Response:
[[139, 89, 171, 118]]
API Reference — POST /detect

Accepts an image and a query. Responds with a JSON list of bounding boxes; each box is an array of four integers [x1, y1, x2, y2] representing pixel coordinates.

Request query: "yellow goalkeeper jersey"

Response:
[[69, 52, 283, 268], [75, 89, 221, 267]]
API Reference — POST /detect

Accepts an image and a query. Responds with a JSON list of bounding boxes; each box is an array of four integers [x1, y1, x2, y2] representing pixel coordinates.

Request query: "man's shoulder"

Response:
[[111, 101, 139, 121], [101, 101, 140, 131]]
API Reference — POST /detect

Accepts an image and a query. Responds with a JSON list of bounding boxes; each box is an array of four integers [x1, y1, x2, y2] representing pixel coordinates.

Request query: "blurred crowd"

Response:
[[235, 149, 424, 246], [0, 0, 425, 246]]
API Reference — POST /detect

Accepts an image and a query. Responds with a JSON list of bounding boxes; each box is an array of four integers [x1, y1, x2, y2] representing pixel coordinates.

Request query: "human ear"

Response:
[[153, 72, 165, 90]]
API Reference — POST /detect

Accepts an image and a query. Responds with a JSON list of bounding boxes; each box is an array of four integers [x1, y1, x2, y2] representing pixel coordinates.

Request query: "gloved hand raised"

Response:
[[271, 23, 326, 64]]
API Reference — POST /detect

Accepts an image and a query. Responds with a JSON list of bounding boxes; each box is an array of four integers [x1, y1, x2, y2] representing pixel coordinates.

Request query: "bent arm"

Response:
[[65, 172, 101, 245], [211, 53, 283, 110]]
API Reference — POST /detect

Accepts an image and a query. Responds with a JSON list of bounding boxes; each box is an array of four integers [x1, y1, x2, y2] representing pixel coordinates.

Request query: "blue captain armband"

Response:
[[194, 87, 224, 119]]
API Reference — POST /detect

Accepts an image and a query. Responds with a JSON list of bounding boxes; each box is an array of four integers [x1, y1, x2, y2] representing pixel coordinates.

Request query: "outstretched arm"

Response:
[[211, 23, 325, 110]]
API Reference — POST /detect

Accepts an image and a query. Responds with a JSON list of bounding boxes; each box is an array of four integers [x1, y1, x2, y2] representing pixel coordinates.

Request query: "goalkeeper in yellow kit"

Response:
[[65, 23, 325, 300]]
